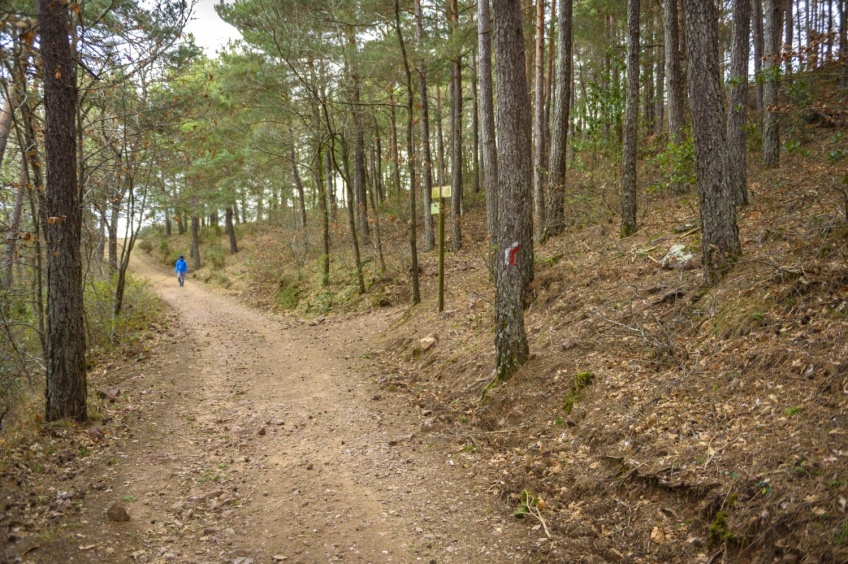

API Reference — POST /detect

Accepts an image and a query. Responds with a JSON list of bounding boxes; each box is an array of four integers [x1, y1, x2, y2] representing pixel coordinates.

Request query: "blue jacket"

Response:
[[175, 258, 188, 273]]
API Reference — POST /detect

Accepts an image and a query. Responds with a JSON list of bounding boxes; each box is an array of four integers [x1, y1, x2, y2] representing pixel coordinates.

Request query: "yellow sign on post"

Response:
[[431, 185, 451, 200], [430, 202, 440, 215]]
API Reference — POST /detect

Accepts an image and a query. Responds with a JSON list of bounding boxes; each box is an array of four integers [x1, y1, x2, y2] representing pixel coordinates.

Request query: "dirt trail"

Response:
[[53, 253, 528, 563]]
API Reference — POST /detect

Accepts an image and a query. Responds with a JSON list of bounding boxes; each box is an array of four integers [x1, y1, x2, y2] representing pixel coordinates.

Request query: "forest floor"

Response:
[[0, 252, 534, 563]]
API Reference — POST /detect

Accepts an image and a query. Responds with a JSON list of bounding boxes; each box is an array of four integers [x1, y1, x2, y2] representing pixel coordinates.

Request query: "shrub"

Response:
[[138, 239, 153, 254], [206, 245, 226, 269], [85, 272, 162, 355]]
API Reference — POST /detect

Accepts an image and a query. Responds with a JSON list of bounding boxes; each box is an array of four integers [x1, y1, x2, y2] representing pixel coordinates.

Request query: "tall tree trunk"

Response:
[[479, 0, 499, 245], [368, 171, 386, 274], [728, 0, 752, 205], [191, 215, 201, 270], [544, 0, 573, 239], [318, 145, 330, 287], [415, 0, 435, 252], [784, 0, 794, 79], [643, 11, 655, 136], [471, 51, 481, 195], [165, 208, 172, 236], [654, 9, 665, 136], [352, 79, 370, 241], [450, 0, 463, 252], [326, 149, 337, 222], [109, 195, 119, 273], [686, 0, 742, 286], [763, 0, 782, 168], [39, 0, 86, 422], [753, 0, 765, 116], [533, 0, 547, 243], [621, 0, 640, 238], [435, 85, 446, 186], [0, 87, 15, 169], [225, 206, 238, 254], [388, 84, 402, 198], [665, 0, 685, 145], [290, 142, 307, 229], [492, 0, 532, 380], [374, 119, 385, 202], [97, 207, 106, 261], [394, 0, 421, 304], [545, 0, 557, 159], [4, 163, 26, 288]]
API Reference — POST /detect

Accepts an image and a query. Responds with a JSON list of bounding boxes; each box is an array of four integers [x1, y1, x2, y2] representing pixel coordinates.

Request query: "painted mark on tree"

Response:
[[504, 242, 520, 266]]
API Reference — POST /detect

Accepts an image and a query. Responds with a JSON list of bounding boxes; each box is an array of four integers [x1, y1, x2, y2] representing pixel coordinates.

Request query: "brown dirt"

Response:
[[1, 251, 534, 563]]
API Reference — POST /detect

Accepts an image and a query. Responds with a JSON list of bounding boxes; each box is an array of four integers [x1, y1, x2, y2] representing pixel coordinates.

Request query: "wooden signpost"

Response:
[[431, 185, 451, 312]]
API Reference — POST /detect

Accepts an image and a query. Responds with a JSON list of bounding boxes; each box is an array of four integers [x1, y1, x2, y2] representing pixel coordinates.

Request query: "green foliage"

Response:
[[514, 490, 542, 518], [138, 239, 153, 254], [85, 273, 162, 354], [709, 512, 735, 547], [834, 523, 848, 546], [650, 137, 696, 194], [205, 245, 226, 270], [563, 371, 595, 415], [276, 274, 302, 311]]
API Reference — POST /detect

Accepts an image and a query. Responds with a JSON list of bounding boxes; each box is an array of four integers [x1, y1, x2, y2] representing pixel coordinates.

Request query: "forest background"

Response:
[[1, 0, 848, 560]]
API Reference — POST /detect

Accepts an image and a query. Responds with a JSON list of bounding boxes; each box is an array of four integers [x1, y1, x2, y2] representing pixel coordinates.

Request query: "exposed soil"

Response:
[[1, 252, 536, 563]]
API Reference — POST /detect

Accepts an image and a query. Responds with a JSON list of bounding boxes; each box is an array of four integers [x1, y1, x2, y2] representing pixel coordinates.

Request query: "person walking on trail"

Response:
[[175, 255, 188, 287]]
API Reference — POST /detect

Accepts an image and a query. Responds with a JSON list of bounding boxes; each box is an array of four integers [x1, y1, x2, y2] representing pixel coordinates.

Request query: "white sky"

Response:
[[183, 0, 242, 56]]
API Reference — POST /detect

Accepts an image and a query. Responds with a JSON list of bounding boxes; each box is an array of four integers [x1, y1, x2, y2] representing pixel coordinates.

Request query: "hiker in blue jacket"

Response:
[[175, 255, 188, 287]]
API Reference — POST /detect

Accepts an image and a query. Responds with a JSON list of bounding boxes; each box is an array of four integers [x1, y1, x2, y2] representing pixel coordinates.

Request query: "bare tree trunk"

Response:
[[479, 0, 499, 246], [191, 215, 201, 270], [0, 88, 15, 169], [643, 11, 655, 136], [415, 0, 435, 252], [326, 150, 337, 222], [4, 163, 26, 288], [316, 145, 329, 287], [290, 142, 307, 229], [449, 0, 463, 252], [39, 0, 86, 422], [225, 206, 238, 254], [753, 0, 765, 118], [165, 208, 172, 236], [471, 51, 480, 195], [763, 0, 782, 168], [374, 119, 385, 202], [728, 0, 752, 205], [394, 0, 421, 304], [492, 0, 532, 380], [352, 79, 370, 241], [686, 0, 742, 286], [544, 0, 573, 240], [435, 85, 446, 186], [784, 0, 794, 79], [109, 195, 119, 273], [621, 0, 640, 238], [388, 84, 402, 198], [654, 9, 665, 136], [533, 0, 547, 243], [665, 0, 685, 145]]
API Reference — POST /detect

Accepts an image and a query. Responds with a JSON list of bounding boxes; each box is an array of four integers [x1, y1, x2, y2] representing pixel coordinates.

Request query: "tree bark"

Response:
[[471, 51, 481, 195], [395, 0, 421, 304], [753, 0, 765, 115], [763, 0, 782, 169], [39, 0, 86, 422], [435, 85, 446, 186], [388, 84, 402, 198], [654, 9, 665, 136], [728, 0, 752, 205], [225, 206, 238, 254], [621, 0, 640, 238], [450, 14, 463, 252], [352, 76, 370, 241], [544, 0, 572, 239], [319, 146, 330, 287], [665, 0, 685, 145], [290, 142, 307, 229], [685, 0, 742, 286], [492, 0, 532, 380], [0, 87, 15, 169], [415, 0, 435, 252], [4, 163, 26, 288], [643, 11, 655, 136], [533, 0, 546, 243], [191, 215, 201, 270], [478, 0, 499, 247]]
